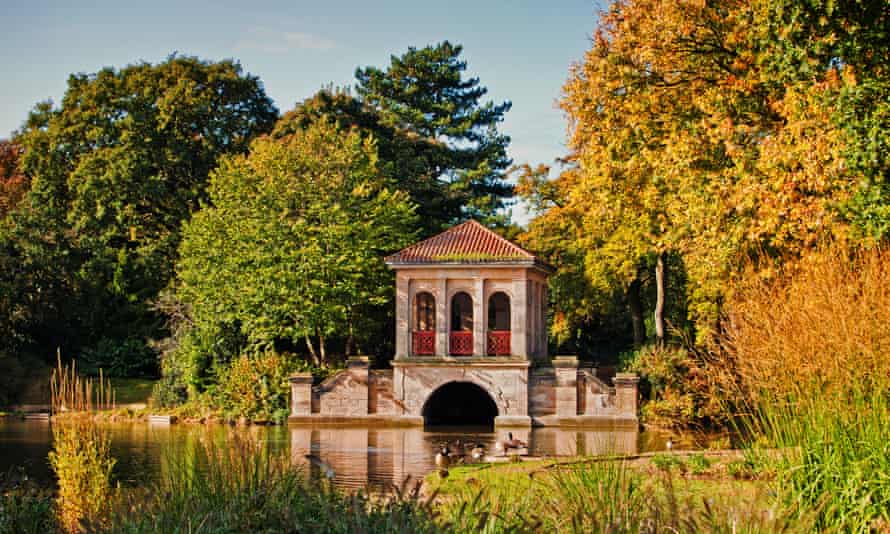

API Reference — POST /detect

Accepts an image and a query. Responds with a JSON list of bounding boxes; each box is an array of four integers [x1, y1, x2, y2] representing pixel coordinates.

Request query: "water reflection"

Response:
[[0, 420, 646, 491]]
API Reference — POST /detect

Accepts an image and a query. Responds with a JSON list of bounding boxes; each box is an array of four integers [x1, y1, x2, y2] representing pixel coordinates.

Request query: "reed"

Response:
[[47, 354, 116, 533], [109, 430, 446, 533], [716, 244, 890, 531]]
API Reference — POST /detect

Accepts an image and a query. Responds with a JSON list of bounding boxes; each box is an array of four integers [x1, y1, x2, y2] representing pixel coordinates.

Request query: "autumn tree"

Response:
[[8, 55, 278, 364], [176, 120, 416, 372], [0, 140, 28, 217], [543, 0, 889, 349]]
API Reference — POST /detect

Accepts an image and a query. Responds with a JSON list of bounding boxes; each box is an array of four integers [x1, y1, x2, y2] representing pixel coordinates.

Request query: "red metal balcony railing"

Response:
[[449, 331, 473, 355], [412, 331, 435, 355], [487, 331, 511, 356]]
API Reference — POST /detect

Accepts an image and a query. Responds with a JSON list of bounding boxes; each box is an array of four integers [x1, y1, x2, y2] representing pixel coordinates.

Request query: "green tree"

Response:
[[275, 42, 512, 236], [11, 55, 278, 362], [176, 120, 417, 369]]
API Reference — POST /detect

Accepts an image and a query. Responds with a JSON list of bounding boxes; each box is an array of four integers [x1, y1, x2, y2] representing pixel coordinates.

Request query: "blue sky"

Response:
[[1, 0, 602, 222]]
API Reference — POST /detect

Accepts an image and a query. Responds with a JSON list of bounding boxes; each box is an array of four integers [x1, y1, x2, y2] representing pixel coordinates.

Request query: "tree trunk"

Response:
[[628, 278, 645, 348], [654, 252, 667, 346], [304, 334, 320, 367], [318, 331, 327, 367], [346, 317, 356, 357]]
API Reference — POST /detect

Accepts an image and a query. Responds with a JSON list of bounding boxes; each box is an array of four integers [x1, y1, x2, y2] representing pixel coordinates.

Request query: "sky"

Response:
[[0, 0, 603, 223]]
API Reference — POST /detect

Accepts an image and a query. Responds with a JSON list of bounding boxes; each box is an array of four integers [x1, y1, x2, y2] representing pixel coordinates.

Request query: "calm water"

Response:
[[0, 420, 667, 491]]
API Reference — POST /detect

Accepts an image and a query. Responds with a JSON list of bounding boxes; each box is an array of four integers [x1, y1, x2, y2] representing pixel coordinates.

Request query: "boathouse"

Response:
[[289, 221, 639, 427]]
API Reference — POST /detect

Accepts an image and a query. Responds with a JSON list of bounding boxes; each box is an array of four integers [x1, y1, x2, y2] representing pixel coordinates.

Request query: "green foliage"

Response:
[[108, 434, 445, 533], [7, 55, 277, 371], [355, 41, 513, 227], [276, 42, 513, 236], [687, 453, 711, 476], [80, 337, 157, 378], [210, 351, 307, 424], [651, 453, 684, 473], [0, 468, 56, 534], [177, 119, 417, 366], [621, 344, 718, 428]]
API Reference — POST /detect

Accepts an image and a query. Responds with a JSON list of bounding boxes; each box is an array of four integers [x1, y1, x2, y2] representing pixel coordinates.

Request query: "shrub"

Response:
[[48, 359, 116, 533], [0, 468, 56, 534], [651, 453, 684, 472], [621, 344, 721, 428], [687, 453, 711, 475], [211, 351, 310, 424], [80, 337, 157, 378]]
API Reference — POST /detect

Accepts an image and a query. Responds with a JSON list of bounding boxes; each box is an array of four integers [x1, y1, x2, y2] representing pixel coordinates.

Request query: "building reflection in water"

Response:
[[290, 424, 639, 491]]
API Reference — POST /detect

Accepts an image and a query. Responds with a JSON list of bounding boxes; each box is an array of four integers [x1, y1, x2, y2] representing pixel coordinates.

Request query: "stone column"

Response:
[[436, 278, 447, 356], [395, 274, 409, 359], [538, 282, 547, 361], [289, 373, 313, 417], [614, 373, 640, 419], [345, 356, 370, 416], [553, 355, 579, 418], [511, 278, 528, 357], [473, 277, 485, 356]]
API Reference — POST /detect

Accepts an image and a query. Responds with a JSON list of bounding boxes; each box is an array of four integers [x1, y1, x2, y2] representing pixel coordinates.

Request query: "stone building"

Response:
[[289, 220, 638, 427]]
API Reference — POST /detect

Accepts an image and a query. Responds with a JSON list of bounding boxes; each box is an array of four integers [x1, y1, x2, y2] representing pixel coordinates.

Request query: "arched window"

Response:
[[488, 292, 511, 331], [451, 292, 473, 331], [450, 292, 474, 355], [414, 292, 435, 331]]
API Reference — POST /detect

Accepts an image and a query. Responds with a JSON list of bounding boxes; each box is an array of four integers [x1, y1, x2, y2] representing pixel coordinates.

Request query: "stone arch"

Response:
[[421, 381, 500, 427]]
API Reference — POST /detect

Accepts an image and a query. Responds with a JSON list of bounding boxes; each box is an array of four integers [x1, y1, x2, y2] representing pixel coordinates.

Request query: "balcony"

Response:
[[449, 331, 473, 355], [487, 331, 511, 356], [412, 331, 435, 355]]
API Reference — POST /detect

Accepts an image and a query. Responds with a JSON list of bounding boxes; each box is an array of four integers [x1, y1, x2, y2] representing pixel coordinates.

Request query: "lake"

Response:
[[0, 420, 668, 491]]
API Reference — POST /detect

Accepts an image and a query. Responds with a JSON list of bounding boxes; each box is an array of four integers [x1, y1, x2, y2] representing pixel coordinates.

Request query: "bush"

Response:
[[80, 337, 157, 378], [211, 351, 310, 424], [687, 453, 711, 475], [621, 344, 720, 428], [0, 468, 56, 534], [651, 453, 684, 472]]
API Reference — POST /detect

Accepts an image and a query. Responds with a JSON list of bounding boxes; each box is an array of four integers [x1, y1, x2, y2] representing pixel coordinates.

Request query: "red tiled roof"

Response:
[[385, 220, 538, 264]]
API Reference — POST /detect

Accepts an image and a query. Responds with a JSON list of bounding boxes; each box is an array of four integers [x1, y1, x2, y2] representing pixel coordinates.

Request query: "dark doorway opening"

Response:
[[422, 382, 499, 427]]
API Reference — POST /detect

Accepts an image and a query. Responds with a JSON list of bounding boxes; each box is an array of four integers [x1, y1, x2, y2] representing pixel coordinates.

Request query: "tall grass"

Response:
[[432, 459, 810, 533], [716, 245, 890, 531], [108, 431, 446, 533], [48, 356, 116, 533]]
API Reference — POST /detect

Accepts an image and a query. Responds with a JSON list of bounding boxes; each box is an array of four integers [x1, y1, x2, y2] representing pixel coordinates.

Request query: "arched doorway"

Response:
[[421, 381, 499, 427], [450, 292, 473, 355], [412, 292, 435, 355], [487, 292, 511, 355]]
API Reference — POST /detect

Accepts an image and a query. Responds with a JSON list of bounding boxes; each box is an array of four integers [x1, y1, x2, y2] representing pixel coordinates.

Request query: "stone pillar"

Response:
[[289, 373, 313, 417], [614, 373, 640, 419], [436, 278, 447, 356], [511, 278, 528, 357], [538, 282, 548, 362], [395, 274, 409, 359], [553, 355, 579, 417], [346, 356, 370, 415], [473, 277, 485, 356]]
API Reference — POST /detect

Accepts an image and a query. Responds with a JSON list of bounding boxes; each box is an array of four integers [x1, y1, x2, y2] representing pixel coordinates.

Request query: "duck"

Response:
[[435, 446, 451, 469], [470, 444, 486, 461], [502, 432, 527, 449]]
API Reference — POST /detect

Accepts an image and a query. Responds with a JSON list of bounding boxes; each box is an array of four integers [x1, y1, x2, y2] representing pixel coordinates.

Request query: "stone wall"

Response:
[[290, 357, 638, 425]]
